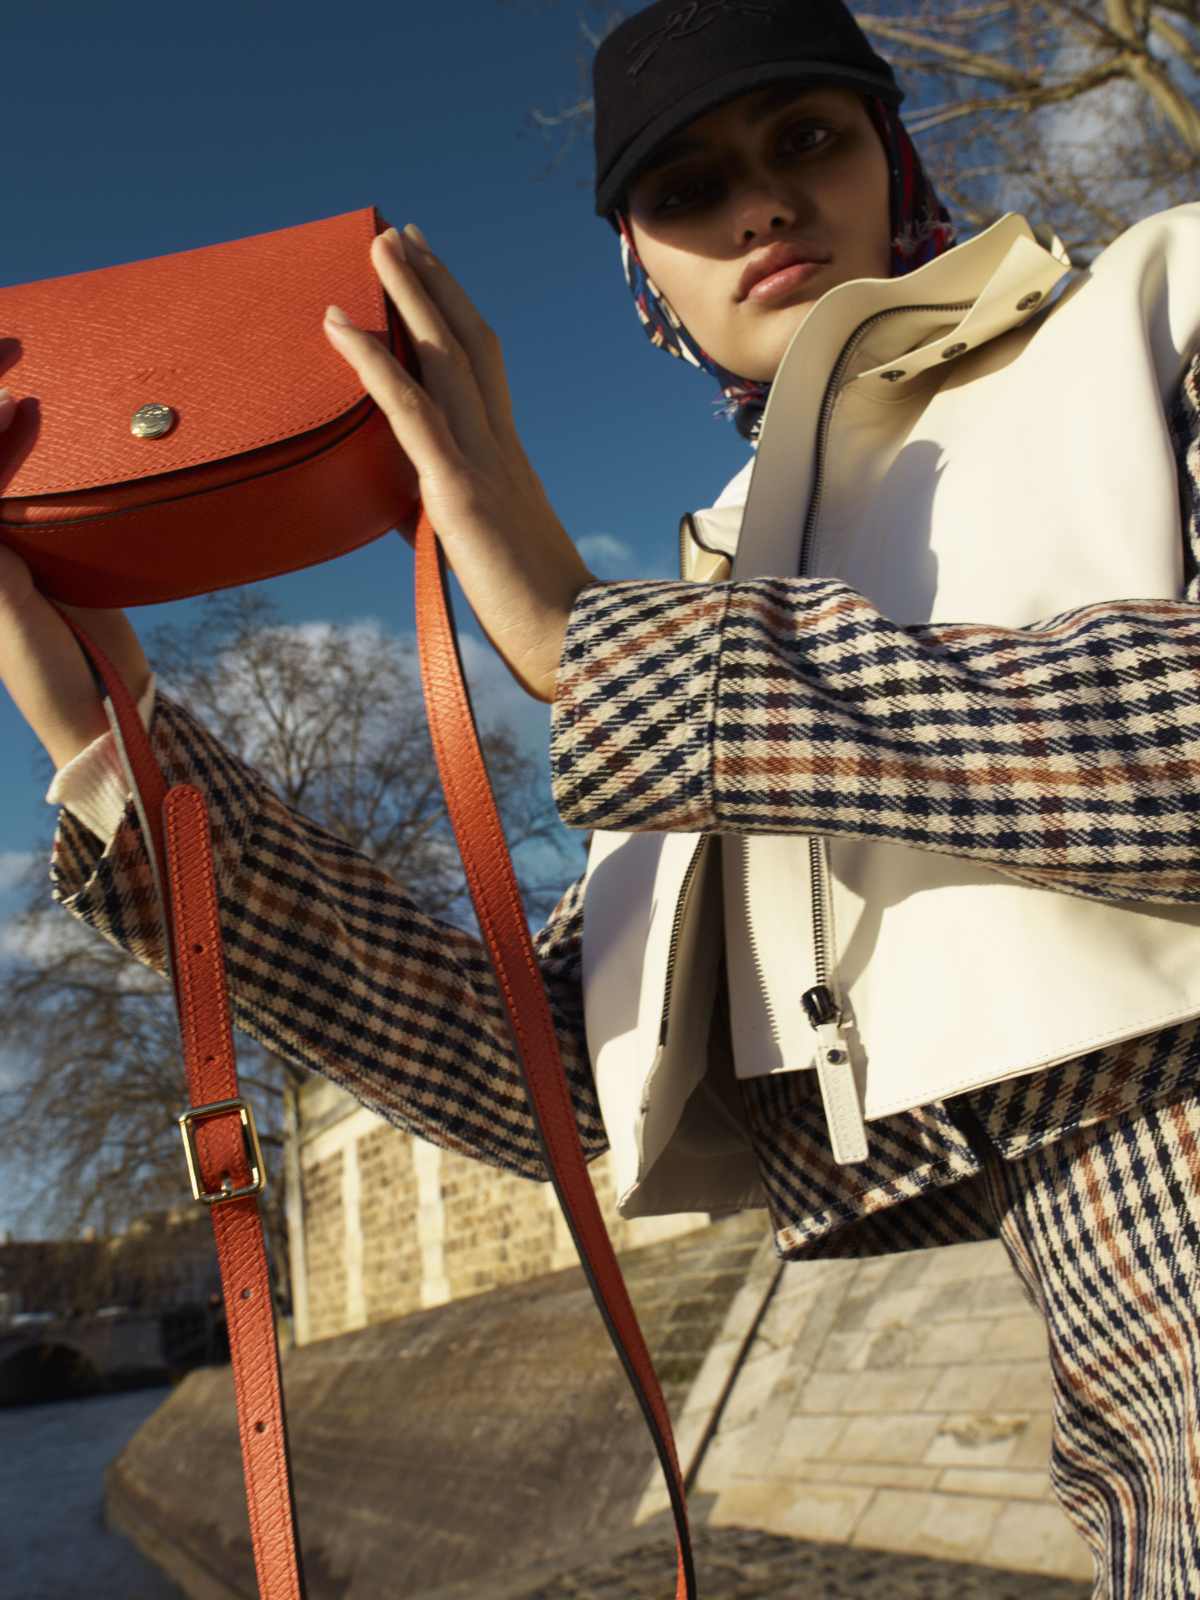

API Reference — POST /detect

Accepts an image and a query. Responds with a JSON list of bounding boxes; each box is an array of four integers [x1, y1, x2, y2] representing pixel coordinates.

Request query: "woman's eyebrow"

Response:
[[636, 86, 833, 177]]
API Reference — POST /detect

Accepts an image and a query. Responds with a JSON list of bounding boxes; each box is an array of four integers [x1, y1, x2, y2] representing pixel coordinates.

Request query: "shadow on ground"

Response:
[[452, 1515, 1093, 1600]]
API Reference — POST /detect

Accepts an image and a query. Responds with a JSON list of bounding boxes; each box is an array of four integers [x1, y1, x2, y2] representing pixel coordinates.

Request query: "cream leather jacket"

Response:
[[581, 204, 1200, 1219]]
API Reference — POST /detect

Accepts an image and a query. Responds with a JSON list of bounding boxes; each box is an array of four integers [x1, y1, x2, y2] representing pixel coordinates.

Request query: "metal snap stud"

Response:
[[130, 402, 175, 439], [941, 343, 967, 360], [827, 1049, 846, 1064], [1016, 291, 1043, 311], [880, 369, 906, 383]]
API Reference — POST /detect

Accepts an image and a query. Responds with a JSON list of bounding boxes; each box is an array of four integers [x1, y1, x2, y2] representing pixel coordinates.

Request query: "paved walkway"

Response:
[[639, 1235, 1095, 1583], [434, 1517, 1092, 1599]]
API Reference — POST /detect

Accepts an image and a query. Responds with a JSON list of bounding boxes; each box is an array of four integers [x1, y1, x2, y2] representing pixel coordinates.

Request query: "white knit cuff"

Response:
[[45, 676, 159, 841]]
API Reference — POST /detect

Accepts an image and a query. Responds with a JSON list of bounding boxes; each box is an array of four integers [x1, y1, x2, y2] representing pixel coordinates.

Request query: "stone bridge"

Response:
[[0, 1304, 219, 1404]]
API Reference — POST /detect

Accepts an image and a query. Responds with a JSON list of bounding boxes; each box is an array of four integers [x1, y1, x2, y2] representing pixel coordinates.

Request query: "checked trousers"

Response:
[[981, 1093, 1200, 1598]]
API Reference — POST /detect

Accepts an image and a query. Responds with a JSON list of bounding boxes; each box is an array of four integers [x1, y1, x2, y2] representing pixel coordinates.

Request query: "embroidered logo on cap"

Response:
[[625, 0, 776, 77]]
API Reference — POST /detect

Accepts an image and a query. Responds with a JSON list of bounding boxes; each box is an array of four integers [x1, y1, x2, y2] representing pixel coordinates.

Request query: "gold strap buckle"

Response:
[[178, 1096, 267, 1205]]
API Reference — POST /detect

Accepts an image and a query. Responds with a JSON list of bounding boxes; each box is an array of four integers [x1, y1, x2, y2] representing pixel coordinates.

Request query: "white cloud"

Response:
[[0, 904, 95, 963], [0, 852, 36, 896], [576, 532, 638, 573]]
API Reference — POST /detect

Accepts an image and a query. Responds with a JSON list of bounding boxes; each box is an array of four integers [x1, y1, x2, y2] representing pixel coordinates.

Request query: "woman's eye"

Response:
[[779, 122, 835, 156], [654, 175, 718, 214], [653, 125, 836, 213]]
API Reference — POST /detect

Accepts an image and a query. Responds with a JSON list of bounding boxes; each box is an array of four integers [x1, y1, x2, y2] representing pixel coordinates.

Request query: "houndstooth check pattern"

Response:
[[51, 703, 606, 1182], [980, 1094, 1200, 1598], [48, 354, 1200, 1261]]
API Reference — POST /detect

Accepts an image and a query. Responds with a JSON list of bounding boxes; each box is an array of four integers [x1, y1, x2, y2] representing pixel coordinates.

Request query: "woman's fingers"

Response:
[[368, 230, 497, 464], [396, 226, 520, 442], [0, 393, 152, 765], [323, 303, 469, 502]]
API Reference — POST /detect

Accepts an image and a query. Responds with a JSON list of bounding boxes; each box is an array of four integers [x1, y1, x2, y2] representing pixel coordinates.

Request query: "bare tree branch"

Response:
[[1149, 9, 1200, 68], [852, 15, 1037, 83]]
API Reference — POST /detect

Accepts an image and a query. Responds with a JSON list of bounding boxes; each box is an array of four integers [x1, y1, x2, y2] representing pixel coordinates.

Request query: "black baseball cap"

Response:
[[593, 0, 904, 218]]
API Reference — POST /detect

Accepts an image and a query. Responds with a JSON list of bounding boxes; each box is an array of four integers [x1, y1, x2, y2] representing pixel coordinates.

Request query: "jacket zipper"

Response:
[[672, 300, 976, 1157], [796, 298, 975, 1163]]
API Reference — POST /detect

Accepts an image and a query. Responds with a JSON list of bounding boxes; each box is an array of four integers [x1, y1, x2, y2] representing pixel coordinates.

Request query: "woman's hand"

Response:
[[322, 224, 595, 704], [0, 387, 152, 770]]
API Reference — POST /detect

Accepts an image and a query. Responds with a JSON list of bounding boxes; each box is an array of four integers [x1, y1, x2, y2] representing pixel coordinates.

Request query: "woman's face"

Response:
[[625, 84, 892, 382]]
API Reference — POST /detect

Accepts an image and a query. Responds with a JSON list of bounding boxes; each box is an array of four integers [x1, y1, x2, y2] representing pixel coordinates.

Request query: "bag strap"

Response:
[[411, 512, 697, 1599], [55, 608, 307, 1600], [54, 501, 697, 1600]]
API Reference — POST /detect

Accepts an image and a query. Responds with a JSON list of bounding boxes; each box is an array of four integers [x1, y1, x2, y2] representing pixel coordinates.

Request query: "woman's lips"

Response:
[[745, 260, 827, 304]]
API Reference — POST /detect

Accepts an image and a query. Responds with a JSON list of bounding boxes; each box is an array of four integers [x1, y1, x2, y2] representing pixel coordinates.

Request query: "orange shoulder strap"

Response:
[[54, 503, 696, 1600]]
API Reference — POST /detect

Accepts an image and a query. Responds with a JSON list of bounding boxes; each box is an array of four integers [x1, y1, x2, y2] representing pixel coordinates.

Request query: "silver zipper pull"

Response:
[[803, 985, 868, 1165]]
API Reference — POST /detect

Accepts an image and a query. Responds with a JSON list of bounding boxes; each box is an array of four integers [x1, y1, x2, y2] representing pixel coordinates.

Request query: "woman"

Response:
[[3, 0, 1200, 1590]]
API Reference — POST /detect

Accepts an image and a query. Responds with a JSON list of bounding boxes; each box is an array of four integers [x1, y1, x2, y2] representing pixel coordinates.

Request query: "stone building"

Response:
[[284, 1073, 716, 1346]]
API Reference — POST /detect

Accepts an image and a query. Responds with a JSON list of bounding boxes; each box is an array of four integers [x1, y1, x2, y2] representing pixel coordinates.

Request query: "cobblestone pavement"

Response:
[[504, 1522, 1093, 1600]]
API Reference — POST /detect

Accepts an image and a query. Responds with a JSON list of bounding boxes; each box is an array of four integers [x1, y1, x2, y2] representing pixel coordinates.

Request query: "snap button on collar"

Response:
[[941, 343, 968, 360], [880, 369, 906, 382], [131, 402, 175, 439], [1017, 291, 1043, 310]]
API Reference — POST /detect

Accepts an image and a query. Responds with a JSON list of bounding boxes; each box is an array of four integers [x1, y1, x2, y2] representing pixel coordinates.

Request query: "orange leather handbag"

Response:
[[0, 209, 696, 1600]]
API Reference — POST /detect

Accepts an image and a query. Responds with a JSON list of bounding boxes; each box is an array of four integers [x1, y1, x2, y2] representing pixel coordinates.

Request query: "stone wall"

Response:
[[287, 1076, 717, 1346], [296, 1137, 346, 1345], [106, 1213, 770, 1600]]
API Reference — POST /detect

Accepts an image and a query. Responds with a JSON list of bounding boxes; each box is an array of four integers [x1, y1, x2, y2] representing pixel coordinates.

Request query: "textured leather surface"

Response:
[[57, 613, 305, 1599], [0, 206, 418, 605], [167, 787, 305, 1600], [411, 515, 696, 1600], [3, 207, 390, 493]]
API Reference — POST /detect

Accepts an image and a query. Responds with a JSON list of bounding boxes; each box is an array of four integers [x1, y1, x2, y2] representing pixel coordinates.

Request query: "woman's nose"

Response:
[[731, 184, 801, 243]]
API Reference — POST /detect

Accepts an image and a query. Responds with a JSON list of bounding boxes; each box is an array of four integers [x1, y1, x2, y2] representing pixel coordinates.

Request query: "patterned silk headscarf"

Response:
[[613, 95, 957, 441]]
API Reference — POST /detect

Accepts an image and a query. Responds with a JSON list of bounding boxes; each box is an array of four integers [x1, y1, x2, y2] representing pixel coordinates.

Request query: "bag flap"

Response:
[[0, 206, 400, 498]]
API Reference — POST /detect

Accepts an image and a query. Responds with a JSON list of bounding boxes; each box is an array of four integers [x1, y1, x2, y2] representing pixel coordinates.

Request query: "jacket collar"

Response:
[[695, 213, 1074, 567], [834, 212, 1073, 397]]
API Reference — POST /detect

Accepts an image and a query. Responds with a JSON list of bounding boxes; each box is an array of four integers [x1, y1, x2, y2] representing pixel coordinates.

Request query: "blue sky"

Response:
[[0, 0, 756, 928]]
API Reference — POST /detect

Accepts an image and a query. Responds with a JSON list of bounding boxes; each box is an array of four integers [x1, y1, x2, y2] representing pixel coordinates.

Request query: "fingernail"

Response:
[[403, 222, 430, 252], [0, 387, 12, 405], [324, 304, 354, 327]]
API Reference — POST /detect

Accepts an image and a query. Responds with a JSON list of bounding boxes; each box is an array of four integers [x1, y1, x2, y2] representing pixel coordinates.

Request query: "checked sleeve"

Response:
[[549, 358, 1200, 910], [49, 694, 606, 1181]]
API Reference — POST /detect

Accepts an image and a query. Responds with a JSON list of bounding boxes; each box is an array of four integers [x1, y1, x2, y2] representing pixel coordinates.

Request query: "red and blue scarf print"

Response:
[[614, 96, 957, 440]]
